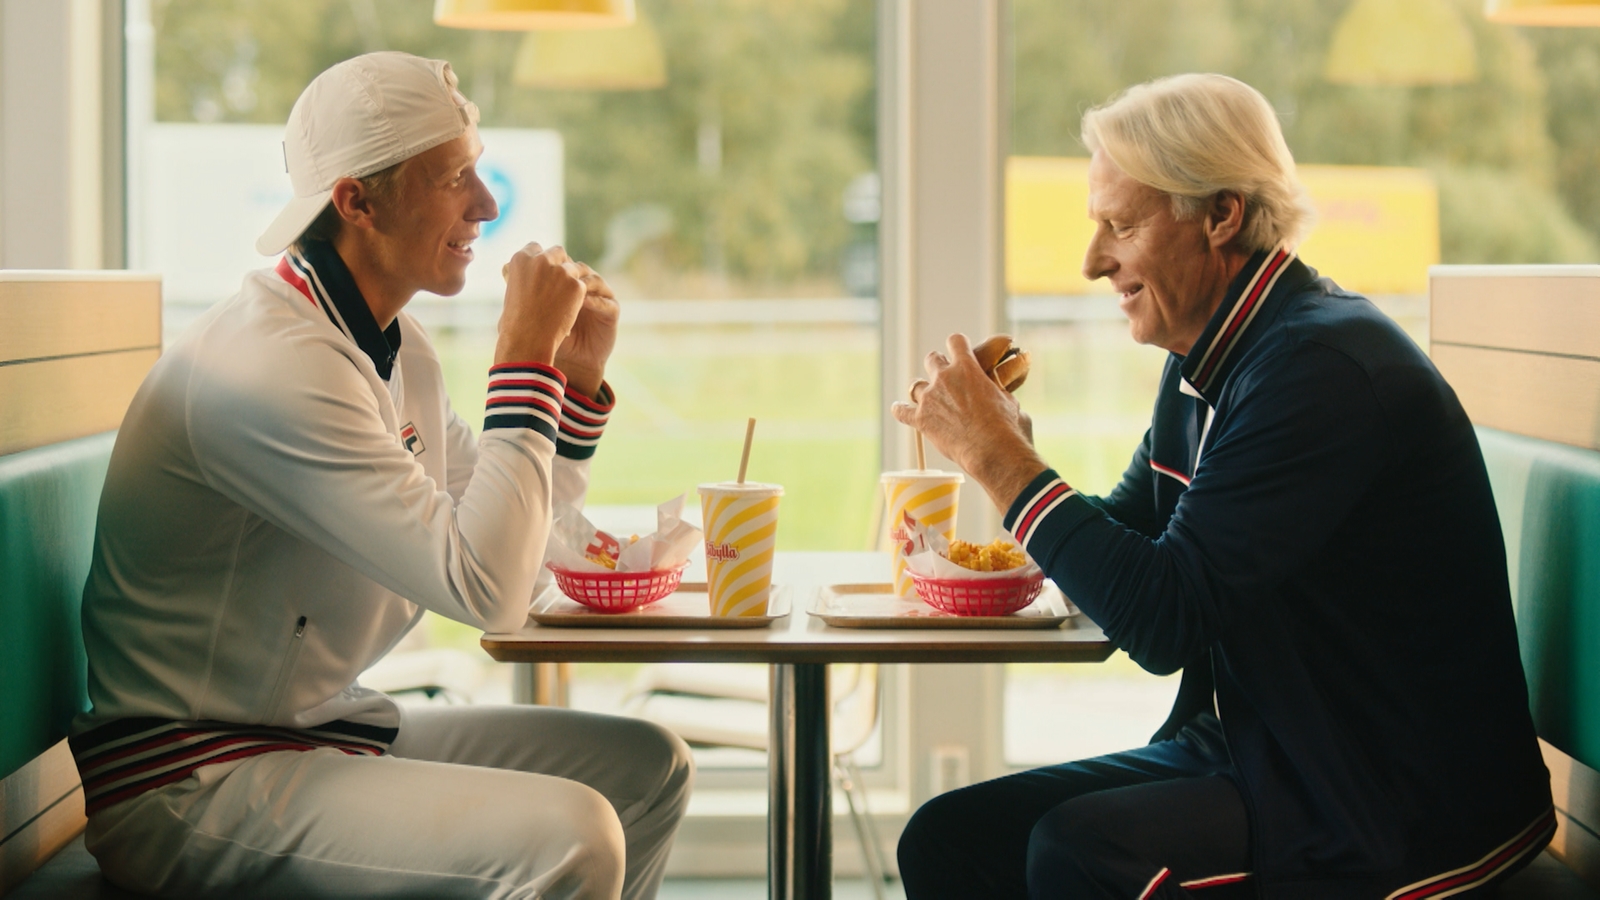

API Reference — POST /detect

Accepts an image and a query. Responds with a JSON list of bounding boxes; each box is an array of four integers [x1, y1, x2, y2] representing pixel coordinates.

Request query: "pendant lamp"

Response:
[[433, 0, 634, 30], [511, 14, 666, 89], [1325, 0, 1478, 85], [1486, 0, 1600, 25]]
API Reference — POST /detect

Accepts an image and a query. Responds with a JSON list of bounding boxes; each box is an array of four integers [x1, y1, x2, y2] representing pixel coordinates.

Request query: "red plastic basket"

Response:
[[548, 563, 689, 613], [910, 569, 1044, 616]]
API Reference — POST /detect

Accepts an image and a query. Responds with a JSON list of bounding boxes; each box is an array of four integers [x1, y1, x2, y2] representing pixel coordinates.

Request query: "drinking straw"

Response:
[[737, 417, 756, 484], [915, 429, 927, 471]]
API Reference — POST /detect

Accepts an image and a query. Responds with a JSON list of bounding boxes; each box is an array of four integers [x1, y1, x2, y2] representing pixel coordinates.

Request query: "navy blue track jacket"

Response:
[[1004, 249, 1554, 897]]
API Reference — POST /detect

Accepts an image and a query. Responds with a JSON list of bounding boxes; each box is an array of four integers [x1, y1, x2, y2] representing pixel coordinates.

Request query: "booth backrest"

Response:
[[1433, 265, 1600, 890], [1479, 428, 1600, 774], [1431, 264, 1600, 448], [0, 271, 161, 459], [0, 272, 159, 895], [0, 432, 115, 781]]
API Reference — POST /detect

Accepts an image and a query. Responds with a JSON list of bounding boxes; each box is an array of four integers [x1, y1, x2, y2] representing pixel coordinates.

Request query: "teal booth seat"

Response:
[[0, 432, 115, 781], [1479, 427, 1600, 775]]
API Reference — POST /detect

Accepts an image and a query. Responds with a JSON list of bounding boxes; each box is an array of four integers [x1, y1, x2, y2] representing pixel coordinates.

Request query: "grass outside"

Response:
[[1013, 319, 1168, 496], [425, 318, 881, 678], [429, 314, 1210, 541], [431, 322, 881, 551]]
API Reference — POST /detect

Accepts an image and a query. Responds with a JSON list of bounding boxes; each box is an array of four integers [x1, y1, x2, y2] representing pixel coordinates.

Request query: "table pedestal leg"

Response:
[[770, 663, 831, 900]]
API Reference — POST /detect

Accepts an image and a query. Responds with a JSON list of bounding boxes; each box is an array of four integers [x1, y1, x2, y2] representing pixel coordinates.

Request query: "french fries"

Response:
[[946, 538, 1027, 572]]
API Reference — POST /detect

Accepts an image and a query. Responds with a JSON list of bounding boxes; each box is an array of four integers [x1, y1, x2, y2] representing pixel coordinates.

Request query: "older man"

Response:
[[894, 74, 1552, 899], [70, 52, 691, 899]]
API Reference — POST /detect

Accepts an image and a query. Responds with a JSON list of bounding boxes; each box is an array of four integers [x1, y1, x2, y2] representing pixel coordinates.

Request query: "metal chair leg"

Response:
[[844, 755, 895, 888], [845, 755, 894, 887], [835, 754, 887, 900]]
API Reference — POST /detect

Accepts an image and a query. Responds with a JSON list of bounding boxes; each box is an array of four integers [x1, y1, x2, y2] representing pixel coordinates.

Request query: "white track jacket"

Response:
[[75, 241, 611, 759]]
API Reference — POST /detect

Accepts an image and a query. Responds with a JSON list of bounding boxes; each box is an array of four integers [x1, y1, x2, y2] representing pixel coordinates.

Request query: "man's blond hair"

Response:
[[1081, 73, 1315, 252]]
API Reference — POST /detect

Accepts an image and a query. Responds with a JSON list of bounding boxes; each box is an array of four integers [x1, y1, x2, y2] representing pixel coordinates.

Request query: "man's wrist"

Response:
[[495, 336, 559, 368], [561, 367, 604, 401], [967, 441, 1052, 513]]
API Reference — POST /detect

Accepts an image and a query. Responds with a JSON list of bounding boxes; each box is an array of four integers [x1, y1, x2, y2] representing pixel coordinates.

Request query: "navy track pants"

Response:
[[897, 714, 1252, 899]]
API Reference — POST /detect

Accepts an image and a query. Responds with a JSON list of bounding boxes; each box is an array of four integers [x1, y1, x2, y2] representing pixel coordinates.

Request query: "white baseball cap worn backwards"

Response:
[[256, 51, 481, 256]]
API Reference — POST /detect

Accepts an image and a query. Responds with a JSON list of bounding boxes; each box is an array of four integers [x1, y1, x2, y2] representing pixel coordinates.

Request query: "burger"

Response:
[[973, 335, 1030, 392]]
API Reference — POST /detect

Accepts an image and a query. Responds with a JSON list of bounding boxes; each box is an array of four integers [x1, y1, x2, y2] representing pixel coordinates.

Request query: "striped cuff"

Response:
[[485, 363, 566, 443], [557, 381, 615, 460], [1004, 469, 1096, 558]]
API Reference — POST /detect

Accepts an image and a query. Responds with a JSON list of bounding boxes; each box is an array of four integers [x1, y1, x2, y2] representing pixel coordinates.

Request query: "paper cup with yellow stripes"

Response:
[[698, 482, 784, 617], [882, 470, 964, 597]]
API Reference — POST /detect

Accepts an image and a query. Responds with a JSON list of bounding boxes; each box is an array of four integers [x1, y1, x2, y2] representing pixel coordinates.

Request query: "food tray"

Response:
[[530, 582, 790, 628], [811, 582, 1077, 629]]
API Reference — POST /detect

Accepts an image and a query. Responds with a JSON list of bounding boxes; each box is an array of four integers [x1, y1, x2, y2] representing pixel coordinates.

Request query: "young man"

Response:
[[894, 74, 1552, 898], [72, 51, 691, 899]]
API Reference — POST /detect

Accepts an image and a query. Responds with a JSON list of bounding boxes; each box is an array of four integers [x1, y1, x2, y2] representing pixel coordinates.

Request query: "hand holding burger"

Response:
[[905, 334, 1031, 404], [893, 333, 1049, 511]]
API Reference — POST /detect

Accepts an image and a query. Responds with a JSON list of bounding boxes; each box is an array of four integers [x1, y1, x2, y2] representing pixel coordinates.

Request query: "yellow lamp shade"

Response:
[[512, 14, 666, 89], [1325, 0, 1478, 85], [433, 0, 634, 30], [1486, 0, 1600, 25]]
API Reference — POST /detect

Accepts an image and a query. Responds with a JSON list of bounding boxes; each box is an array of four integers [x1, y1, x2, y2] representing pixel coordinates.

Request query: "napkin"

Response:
[[546, 495, 703, 574]]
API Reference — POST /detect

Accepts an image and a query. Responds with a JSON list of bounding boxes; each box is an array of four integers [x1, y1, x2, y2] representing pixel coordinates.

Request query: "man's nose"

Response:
[[470, 174, 498, 222], [1082, 231, 1111, 282]]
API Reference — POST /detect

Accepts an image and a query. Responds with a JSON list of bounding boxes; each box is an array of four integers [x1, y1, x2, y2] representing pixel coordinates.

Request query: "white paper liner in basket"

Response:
[[901, 516, 1043, 582], [546, 495, 702, 574]]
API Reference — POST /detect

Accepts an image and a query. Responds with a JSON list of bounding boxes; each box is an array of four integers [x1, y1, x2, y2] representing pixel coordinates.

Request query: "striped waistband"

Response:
[[70, 717, 398, 816]]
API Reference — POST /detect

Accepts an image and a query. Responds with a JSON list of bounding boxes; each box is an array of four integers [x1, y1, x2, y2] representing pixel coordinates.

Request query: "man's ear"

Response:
[[328, 177, 378, 232], [1205, 191, 1245, 250]]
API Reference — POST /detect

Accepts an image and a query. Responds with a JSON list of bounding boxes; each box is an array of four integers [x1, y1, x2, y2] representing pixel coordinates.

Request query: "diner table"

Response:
[[482, 551, 1114, 900]]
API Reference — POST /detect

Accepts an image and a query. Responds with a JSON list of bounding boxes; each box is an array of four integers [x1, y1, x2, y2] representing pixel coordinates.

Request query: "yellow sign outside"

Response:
[[1006, 157, 1098, 297], [1294, 165, 1439, 295], [1005, 157, 1439, 297]]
